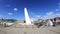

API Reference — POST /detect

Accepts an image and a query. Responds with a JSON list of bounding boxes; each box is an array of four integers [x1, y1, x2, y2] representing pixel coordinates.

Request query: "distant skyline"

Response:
[[0, 0, 60, 20]]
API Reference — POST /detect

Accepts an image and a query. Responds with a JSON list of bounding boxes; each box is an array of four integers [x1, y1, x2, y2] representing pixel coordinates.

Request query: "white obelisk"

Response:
[[24, 8, 31, 25]]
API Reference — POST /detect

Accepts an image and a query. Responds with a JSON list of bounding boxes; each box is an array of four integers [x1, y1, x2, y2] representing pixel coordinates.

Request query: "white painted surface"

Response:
[[6, 23, 14, 26], [0, 22, 14, 26], [49, 20, 53, 26], [24, 8, 31, 25]]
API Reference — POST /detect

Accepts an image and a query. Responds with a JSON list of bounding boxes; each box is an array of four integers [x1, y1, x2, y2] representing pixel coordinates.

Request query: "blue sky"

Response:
[[0, 0, 60, 20]]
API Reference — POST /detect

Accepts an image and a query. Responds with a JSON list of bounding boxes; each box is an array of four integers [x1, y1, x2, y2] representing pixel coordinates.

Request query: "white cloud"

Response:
[[55, 13, 60, 17], [30, 18, 35, 21], [44, 11, 54, 19], [8, 13, 12, 15], [56, 9, 58, 11], [36, 15, 41, 18], [13, 8, 18, 11], [30, 11, 60, 20], [46, 11, 54, 15], [34, 15, 42, 19], [58, 3, 60, 5], [30, 14, 41, 20], [43, 11, 60, 19]]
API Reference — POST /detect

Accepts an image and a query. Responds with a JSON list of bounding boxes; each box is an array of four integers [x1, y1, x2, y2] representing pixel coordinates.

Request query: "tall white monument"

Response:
[[24, 8, 31, 25]]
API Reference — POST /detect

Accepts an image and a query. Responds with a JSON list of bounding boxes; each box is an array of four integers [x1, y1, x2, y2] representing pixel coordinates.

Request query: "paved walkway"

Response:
[[0, 25, 60, 34]]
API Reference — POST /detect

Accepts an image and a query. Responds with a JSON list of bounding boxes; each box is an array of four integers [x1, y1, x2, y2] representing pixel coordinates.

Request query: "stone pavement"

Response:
[[0, 25, 60, 34]]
